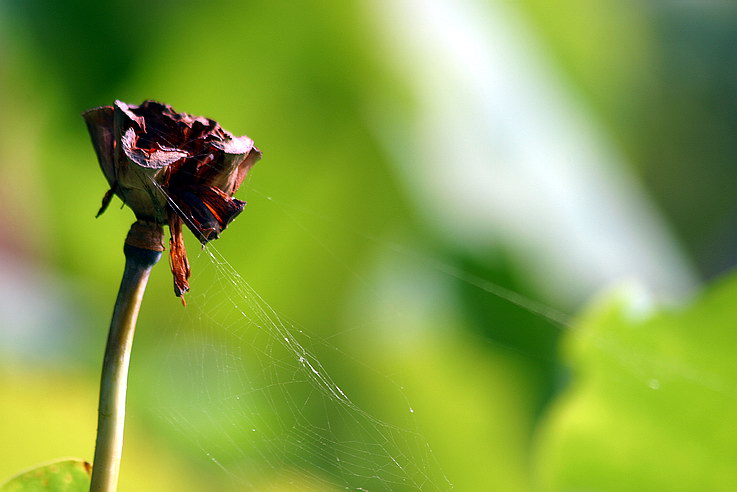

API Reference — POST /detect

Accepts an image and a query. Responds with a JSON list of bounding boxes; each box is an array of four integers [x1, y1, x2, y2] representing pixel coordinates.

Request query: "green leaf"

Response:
[[0, 460, 91, 492], [535, 278, 737, 492]]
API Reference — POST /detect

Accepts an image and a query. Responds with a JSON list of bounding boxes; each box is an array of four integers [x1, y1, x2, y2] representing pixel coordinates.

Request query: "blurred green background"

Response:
[[2, 1, 737, 490]]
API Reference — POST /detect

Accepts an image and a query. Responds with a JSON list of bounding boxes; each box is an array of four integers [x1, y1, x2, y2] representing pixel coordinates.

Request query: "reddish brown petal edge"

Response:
[[168, 211, 191, 298]]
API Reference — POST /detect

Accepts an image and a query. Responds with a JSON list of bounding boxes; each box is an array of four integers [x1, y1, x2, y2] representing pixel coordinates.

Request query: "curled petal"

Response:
[[121, 127, 188, 170], [205, 142, 262, 195], [197, 135, 254, 191], [230, 146, 262, 194]]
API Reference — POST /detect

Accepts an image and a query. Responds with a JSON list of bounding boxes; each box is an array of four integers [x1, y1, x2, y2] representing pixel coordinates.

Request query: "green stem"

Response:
[[90, 242, 161, 492]]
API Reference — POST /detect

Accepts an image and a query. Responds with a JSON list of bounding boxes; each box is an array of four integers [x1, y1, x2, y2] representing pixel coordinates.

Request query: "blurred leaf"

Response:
[[0, 460, 90, 492], [535, 275, 737, 491]]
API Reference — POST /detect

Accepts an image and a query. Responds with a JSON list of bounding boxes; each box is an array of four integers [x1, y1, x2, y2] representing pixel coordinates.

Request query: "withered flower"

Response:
[[83, 100, 261, 297]]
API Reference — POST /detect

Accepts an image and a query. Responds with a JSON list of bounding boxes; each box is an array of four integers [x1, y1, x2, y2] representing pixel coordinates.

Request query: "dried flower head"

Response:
[[83, 100, 261, 297]]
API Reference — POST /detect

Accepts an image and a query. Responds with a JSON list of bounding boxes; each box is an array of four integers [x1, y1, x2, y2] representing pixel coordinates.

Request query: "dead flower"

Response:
[[83, 100, 262, 297]]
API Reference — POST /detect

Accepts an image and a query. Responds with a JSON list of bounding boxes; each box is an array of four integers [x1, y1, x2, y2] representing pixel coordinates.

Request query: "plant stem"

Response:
[[90, 240, 161, 492]]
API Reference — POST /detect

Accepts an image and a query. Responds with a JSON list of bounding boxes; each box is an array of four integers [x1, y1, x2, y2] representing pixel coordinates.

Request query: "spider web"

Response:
[[135, 169, 571, 491], [148, 244, 452, 491]]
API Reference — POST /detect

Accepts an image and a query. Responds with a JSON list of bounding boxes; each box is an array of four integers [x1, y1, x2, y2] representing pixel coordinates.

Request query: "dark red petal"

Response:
[[168, 212, 191, 297], [114, 100, 146, 131], [168, 185, 246, 243], [82, 106, 117, 187]]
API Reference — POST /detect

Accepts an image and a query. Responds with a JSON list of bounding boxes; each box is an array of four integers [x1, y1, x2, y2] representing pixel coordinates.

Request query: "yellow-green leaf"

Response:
[[536, 278, 737, 491], [0, 460, 91, 492]]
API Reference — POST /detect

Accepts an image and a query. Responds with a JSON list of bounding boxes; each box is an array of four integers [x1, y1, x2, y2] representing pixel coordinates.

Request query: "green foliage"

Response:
[[0, 460, 90, 492], [536, 277, 737, 491]]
